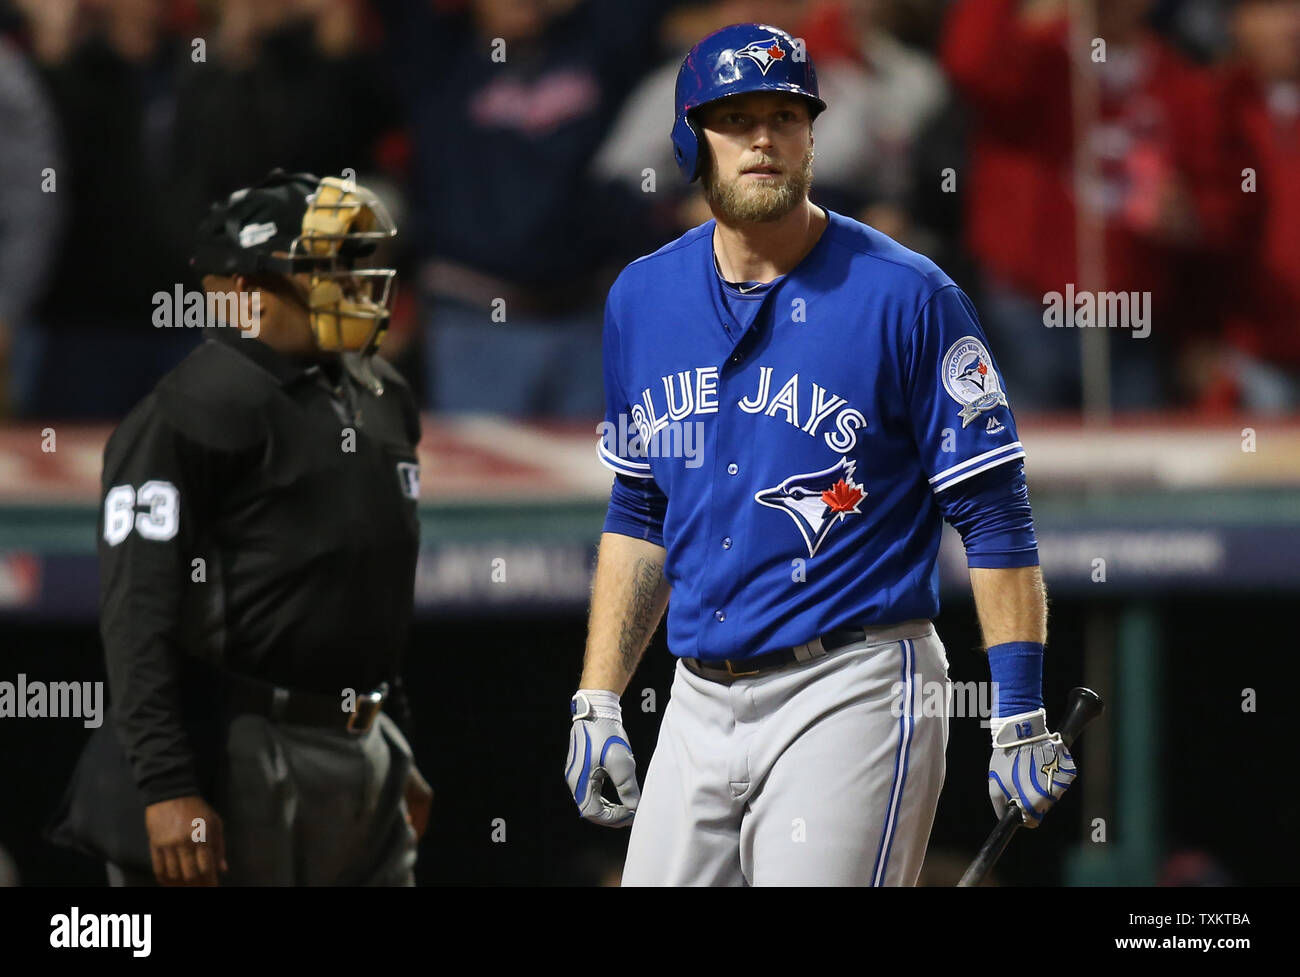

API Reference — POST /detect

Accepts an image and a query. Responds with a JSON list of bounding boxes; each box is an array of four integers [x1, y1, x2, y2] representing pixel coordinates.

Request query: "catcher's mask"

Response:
[[191, 169, 398, 354]]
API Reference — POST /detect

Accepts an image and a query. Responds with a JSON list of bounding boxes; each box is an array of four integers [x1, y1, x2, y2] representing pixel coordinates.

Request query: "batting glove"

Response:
[[565, 690, 640, 828], [988, 708, 1077, 827]]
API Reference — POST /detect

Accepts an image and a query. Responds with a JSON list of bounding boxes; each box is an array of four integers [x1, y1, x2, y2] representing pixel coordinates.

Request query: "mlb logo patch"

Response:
[[396, 462, 420, 500]]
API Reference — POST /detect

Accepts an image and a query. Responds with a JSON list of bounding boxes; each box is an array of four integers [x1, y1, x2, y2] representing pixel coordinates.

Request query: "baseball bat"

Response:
[[956, 686, 1105, 887]]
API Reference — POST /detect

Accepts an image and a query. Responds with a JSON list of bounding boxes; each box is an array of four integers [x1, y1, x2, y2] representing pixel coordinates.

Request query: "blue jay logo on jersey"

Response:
[[734, 37, 788, 75], [755, 457, 866, 557], [943, 336, 1009, 428]]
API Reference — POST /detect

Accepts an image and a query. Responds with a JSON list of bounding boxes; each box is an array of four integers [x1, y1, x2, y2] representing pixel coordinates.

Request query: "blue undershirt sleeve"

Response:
[[936, 458, 1040, 569], [603, 472, 668, 548]]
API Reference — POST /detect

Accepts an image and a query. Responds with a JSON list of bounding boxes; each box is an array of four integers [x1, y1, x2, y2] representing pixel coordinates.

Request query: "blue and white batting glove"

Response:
[[988, 708, 1077, 827], [565, 690, 640, 828]]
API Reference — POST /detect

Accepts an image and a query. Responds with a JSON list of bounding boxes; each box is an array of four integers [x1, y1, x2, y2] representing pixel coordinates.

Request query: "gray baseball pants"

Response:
[[622, 619, 950, 886], [108, 710, 418, 886]]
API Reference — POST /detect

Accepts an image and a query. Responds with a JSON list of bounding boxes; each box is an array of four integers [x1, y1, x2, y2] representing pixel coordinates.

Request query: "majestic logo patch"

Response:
[[943, 336, 1008, 428], [734, 37, 787, 75], [396, 462, 420, 500], [238, 221, 277, 248], [755, 456, 866, 557]]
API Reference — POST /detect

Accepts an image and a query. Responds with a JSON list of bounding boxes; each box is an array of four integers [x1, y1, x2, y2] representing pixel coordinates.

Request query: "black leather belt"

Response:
[[682, 627, 868, 684], [222, 673, 387, 734]]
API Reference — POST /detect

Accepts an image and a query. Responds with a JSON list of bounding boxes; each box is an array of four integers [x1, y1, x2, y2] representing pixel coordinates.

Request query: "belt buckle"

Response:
[[724, 659, 760, 678], [347, 690, 384, 734]]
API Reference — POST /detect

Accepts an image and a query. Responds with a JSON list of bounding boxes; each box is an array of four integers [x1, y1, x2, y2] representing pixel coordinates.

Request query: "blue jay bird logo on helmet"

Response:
[[734, 37, 788, 75]]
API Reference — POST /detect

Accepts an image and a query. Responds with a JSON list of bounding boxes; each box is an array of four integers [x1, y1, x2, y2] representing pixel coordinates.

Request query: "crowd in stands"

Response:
[[0, 0, 1296, 419]]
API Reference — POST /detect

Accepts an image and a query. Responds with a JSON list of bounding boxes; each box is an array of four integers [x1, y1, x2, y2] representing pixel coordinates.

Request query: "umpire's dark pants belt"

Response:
[[223, 673, 387, 734], [682, 619, 933, 685]]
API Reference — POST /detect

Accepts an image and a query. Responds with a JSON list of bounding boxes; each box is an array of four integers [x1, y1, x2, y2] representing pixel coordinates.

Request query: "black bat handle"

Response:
[[1056, 686, 1105, 750], [955, 687, 1105, 887]]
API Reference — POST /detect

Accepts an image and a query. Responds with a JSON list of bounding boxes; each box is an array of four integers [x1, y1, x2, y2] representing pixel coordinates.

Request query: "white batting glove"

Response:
[[988, 708, 1077, 828], [565, 690, 640, 828]]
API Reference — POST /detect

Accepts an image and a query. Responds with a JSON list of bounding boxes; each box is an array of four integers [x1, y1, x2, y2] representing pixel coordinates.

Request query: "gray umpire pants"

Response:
[[108, 711, 418, 886], [622, 620, 950, 886]]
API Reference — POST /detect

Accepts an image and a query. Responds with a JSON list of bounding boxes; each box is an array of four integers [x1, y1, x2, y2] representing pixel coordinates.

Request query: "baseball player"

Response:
[[48, 170, 433, 885], [565, 24, 1077, 886]]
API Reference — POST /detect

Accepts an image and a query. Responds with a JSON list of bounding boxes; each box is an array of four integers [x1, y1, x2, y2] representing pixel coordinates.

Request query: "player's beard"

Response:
[[703, 146, 814, 224]]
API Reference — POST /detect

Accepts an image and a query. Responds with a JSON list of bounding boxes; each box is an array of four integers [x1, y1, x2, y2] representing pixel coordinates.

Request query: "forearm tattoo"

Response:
[[620, 557, 665, 675]]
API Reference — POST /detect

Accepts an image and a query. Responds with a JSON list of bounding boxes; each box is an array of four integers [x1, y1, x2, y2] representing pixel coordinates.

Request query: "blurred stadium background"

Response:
[[1, 0, 1298, 885]]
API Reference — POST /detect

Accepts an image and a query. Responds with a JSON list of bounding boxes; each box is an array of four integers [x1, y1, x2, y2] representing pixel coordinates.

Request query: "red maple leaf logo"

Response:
[[767, 44, 785, 61], [977, 361, 988, 376], [821, 478, 863, 514]]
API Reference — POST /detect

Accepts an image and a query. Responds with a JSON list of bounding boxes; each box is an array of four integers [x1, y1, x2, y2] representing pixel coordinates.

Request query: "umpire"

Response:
[[48, 170, 433, 885]]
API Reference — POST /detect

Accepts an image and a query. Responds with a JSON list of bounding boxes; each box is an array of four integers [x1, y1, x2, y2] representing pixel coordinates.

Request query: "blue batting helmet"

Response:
[[671, 23, 826, 183]]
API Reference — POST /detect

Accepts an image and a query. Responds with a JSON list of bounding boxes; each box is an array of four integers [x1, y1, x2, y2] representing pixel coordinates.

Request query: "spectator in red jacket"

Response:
[[941, 0, 1230, 410], [1204, 0, 1300, 411]]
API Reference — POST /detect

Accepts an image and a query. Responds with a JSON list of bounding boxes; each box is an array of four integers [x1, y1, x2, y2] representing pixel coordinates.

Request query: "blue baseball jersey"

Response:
[[598, 210, 1027, 662]]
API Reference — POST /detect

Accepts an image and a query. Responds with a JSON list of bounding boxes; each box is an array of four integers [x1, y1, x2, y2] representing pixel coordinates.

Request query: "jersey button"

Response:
[[727, 463, 738, 475], [722, 537, 732, 549], [714, 610, 726, 622]]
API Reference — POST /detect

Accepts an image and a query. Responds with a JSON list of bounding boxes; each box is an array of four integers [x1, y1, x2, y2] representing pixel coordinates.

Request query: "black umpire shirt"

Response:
[[98, 327, 421, 807]]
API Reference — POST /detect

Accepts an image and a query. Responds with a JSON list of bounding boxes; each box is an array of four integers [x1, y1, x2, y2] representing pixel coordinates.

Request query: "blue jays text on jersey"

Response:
[[605, 365, 871, 454], [598, 210, 1029, 663]]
